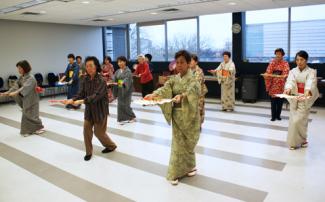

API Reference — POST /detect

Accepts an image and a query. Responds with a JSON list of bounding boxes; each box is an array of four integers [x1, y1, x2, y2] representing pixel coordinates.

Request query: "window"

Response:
[[199, 13, 232, 61], [104, 25, 127, 61], [290, 4, 325, 63], [129, 23, 138, 60], [167, 18, 197, 60], [245, 8, 289, 62], [139, 24, 166, 61]]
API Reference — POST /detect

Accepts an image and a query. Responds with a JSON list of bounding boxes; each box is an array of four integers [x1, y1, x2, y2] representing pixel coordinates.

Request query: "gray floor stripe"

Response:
[[112, 102, 312, 122], [0, 116, 268, 202], [105, 105, 287, 147], [204, 100, 317, 114], [40, 110, 286, 171], [51, 104, 287, 147], [0, 143, 133, 202], [109, 103, 289, 131], [52, 104, 288, 132]]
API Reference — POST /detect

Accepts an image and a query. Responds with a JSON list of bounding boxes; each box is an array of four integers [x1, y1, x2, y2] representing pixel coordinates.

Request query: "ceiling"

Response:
[[0, 0, 324, 26]]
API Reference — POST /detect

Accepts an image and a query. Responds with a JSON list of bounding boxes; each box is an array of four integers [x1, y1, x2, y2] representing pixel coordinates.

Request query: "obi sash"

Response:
[[297, 82, 305, 94]]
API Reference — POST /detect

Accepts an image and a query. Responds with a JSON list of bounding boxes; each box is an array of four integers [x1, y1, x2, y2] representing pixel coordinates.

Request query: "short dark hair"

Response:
[[145, 54, 152, 62], [67, 54, 75, 60], [191, 54, 199, 62], [116, 56, 128, 64], [76, 56, 82, 60], [104, 56, 112, 63], [16, 60, 31, 73], [222, 51, 231, 58], [175, 50, 191, 63], [274, 48, 285, 56], [295, 50, 309, 61], [85, 56, 102, 73]]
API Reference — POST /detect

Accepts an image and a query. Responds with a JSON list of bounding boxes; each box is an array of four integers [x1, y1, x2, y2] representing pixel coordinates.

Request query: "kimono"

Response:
[[284, 66, 319, 148], [153, 70, 201, 181], [64, 62, 80, 99], [8, 73, 44, 135], [192, 65, 208, 124], [215, 60, 236, 110], [102, 63, 115, 102], [113, 67, 136, 122], [265, 59, 290, 119]]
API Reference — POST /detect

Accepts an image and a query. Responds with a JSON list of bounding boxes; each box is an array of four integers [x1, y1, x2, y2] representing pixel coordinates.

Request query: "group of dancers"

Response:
[[0, 48, 319, 185]]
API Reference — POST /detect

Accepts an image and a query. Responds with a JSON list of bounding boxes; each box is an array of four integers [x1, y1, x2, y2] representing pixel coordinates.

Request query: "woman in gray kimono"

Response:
[[0, 60, 44, 136], [284, 50, 319, 150], [113, 56, 136, 125]]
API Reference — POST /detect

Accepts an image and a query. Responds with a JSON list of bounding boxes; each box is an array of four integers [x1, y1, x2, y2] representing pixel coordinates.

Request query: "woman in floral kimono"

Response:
[[112, 56, 136, 125], [283, 50, 319, 150], [145, 50, 201, 185], [190, 54, 208, 126], [0, 60, 44, 136], [102, 56, 115, 103], [208, 51, 236, 111], [263, 48, 290, 121]]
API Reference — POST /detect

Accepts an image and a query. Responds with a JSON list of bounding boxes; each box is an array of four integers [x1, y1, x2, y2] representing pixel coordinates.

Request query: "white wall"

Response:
[[0, 20, 103, 89]]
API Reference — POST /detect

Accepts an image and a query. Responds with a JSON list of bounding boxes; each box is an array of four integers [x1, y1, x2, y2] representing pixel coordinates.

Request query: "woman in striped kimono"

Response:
[[0, 60, 44, 136], [208, 51, 236, 111], [284, 50, 319, 150], [145, 50, 201, 185], [112, 56, 136, 125]]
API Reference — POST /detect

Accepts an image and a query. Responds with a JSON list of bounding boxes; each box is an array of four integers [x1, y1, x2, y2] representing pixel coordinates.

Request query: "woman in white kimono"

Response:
[[284, 50, 319, 150], [208, 51, 236, 111], [0, 60, 44, 136]]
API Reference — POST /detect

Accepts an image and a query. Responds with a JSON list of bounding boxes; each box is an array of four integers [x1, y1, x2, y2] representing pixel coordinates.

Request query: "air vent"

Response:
[[21, 11, 42, 15], [161, 8, 180, 12], [92, 19, 107, 22]]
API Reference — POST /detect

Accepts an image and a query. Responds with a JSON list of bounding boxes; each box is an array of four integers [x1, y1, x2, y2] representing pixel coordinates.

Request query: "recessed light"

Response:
[[118, 11, 124, 14], [150, 12, 158, 15], [228, 2, 236, 6], [108, 18, 114, 21], [39, 10, 46, 14], [81, 1, 90, 4]]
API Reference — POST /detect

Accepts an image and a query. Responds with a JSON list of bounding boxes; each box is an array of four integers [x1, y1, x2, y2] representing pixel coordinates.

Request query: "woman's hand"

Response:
[[208, 70, 216, 74], [8, 91, 19, 97], [172, 94, 183, 103], [74, 100, 84, 105], [61, 99, 74, 105], [144, 94, 158, 100], [283, 89, 291, 95], [0, 92, 9, 96]]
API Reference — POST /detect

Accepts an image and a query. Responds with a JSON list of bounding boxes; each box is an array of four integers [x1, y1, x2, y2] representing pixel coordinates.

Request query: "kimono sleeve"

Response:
[[19, 77, 36, 97]]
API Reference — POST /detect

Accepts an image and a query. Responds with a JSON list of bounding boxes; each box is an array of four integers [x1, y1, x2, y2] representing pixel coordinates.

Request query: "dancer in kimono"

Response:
[[62, 56, 117, 161], [190, 54, 208, 126], [59, 53, 80, 109], [263, 48, 290, 121], [0, 60, 44, 136], [145, 50, 201, 185], [102, 56, 115, 102], [208, 51, 236, 111], [113, 56, 136, 125], [283, 50, 319, 150]]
